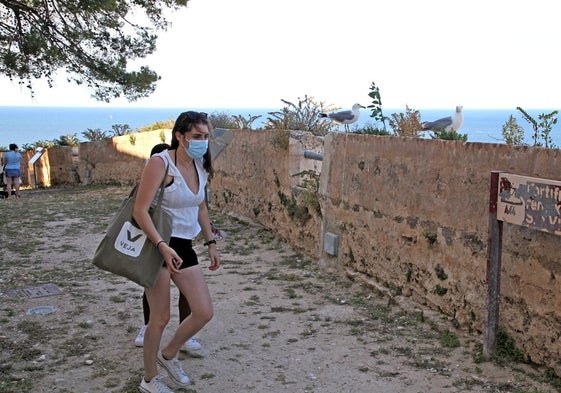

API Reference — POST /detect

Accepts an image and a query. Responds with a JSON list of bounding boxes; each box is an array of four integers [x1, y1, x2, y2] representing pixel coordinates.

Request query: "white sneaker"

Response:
[[186, 337, 202, 351], [157, 352, 190, 388], [180, 337, 204, 358], [135, 325, 147, 347], [139, 375, 174, 393]]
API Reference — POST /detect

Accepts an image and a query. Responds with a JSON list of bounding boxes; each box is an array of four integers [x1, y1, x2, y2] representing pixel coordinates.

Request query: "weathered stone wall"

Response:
[[210, 130, 323, 256], [318, 134, 561, 372], [11, 128, 561, 374], [211, 131, 561, 375], [16, 131, 171, 187]]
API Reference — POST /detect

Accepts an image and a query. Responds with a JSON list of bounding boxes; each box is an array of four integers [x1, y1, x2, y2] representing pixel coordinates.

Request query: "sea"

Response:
[[1, 106, 560, 148]]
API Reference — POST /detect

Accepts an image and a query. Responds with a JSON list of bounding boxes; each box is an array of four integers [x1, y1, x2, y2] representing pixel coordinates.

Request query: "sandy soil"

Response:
[[0, 185, 558, 393]]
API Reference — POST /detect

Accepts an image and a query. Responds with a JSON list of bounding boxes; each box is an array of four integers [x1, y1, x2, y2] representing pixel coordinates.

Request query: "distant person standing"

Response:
[[2, 144, 22, 199]]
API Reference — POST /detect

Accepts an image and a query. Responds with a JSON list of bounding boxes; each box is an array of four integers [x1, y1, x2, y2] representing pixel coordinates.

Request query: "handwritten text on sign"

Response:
[[497, 173, 561, 234]]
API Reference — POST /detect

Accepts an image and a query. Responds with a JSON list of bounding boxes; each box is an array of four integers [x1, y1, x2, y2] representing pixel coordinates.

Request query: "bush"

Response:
[[264, 95, 338, 135], [501, 115, 525, 145], [389, 106, 423, 137]]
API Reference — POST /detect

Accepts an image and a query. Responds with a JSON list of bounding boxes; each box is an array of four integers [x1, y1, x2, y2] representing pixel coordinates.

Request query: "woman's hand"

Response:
[[158, 243, 183, 274], [208, 245, 220, 271]]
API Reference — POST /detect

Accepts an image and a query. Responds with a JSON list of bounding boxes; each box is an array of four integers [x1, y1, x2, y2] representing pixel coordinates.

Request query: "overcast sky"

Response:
[[0, 0, 559, 110]]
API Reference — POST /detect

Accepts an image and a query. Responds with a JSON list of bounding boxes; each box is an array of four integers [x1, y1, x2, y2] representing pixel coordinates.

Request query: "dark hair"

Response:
[[150, 143, 170, 156], [9, 143, 18, 151], [170, 111, 214, 178]]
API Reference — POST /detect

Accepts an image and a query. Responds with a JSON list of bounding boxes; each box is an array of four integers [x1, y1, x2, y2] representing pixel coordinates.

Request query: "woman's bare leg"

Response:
[[5, 177, 12, 199], [14, 178, 20, 198], [161, 265, 213, 359], [142, 268, 171, 380]]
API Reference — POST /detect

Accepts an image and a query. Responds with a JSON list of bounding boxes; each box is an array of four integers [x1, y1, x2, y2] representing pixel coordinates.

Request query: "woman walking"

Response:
[[2, 143, 22, 199], [133, 111, 220, 392]]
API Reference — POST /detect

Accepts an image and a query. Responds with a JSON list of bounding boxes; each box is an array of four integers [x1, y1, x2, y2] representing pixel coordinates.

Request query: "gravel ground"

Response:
[[0, 185, 558, 393]]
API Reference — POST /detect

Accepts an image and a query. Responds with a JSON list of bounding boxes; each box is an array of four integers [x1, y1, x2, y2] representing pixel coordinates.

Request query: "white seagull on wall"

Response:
[[320, 103, 365, 132], [422, 105, 464, 134]]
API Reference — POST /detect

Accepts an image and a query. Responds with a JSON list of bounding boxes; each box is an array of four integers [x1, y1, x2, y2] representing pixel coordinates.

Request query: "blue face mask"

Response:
[[184, 139, 209, 159]]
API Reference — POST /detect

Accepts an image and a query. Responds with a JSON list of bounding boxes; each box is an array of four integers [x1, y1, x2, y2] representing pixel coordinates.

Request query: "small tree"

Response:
[[516, 107, 558, 148], [110, 124, 132, 136], [208, 112, 238, 129], [233, 114, 262, 130], [501, 115, 525, 145], [0, 0, 190, 102], [264, 96, 337, 136], [389, 106, 423, 137], [56, 134, 80, 146], [82, 128, 108, 141]]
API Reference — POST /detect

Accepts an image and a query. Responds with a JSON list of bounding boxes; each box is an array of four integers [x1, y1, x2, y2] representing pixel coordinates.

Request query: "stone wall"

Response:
[[13, 128, 561, 374], [11, 131, 171, 187], [211, 130, 561, 375]]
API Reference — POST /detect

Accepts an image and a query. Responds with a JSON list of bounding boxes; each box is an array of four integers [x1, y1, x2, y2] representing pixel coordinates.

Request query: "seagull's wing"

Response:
[[328, 110, 355, 123], [422, 116, 453, 131]]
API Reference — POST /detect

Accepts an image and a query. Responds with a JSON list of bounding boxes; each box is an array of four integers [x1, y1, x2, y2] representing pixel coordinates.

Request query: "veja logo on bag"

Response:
[[114, 221, 147, 257]]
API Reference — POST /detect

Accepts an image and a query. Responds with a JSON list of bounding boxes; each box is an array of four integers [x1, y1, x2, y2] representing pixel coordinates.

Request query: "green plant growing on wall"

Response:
[[501, 115, 525, 145], [388, 106, 423, 137], [129, 134, 136, 146], [435, 130, 468, 141], [275, 169, 313, 224], [493, 327, 528, 364], [233, 114, 262, 130], [110, 124, 132, 136], [208, 111, 238, 129], [423, 230, 438, 245], [435, 284, 447, 296], [516, 106, 558, 148], [56, 134, 80, 146], [406, 264, 413, 283], [82, 128, 108, 141], [264, 95, 337, 135], [435, 264, 448, 280], [277, 190, 310, 224], [293, 169, 321, 216], [159, 130, 166, 143], [272, 129, 290, 150], [353, 123, 392, 135], [367, 81, 389, 133], [135, 119, 174, 133]]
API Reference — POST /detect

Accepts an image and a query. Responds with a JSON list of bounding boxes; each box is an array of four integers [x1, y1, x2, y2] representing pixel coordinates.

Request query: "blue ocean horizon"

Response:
[[1, 105, 560, 148]]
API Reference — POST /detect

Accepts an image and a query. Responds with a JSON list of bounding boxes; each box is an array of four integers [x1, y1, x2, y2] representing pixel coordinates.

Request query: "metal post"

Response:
[[484, 170, 503, 358]]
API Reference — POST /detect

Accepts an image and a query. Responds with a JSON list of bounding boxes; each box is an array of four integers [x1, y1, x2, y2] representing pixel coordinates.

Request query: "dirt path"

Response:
[[0, 186, 558, 392]]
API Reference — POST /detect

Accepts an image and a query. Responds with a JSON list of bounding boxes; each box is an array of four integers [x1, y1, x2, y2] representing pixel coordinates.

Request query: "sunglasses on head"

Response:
[[182, 111, 208, 122]]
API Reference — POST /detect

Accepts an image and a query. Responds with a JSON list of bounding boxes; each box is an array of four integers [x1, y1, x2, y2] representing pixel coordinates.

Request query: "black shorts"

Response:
[[164, 237, 199, 269]]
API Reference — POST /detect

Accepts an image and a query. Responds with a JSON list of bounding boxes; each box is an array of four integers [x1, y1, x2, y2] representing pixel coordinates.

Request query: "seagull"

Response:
[[320, 103, 365, 132], [422, 105, 464, 133]]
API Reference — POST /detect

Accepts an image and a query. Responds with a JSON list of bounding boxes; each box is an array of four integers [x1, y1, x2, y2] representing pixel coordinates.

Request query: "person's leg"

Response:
[[143, 291, 150, 325], [134, 292, 151, 347], [14, 176, 20, 198], [142, 268, 171, 382], [161, 265, 213, 359], [5, 176, 12, 199], [178, 291, 191, 323]]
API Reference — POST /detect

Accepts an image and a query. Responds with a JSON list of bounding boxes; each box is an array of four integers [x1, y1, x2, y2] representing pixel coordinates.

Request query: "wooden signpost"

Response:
[[485, 170, 561, 357]]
